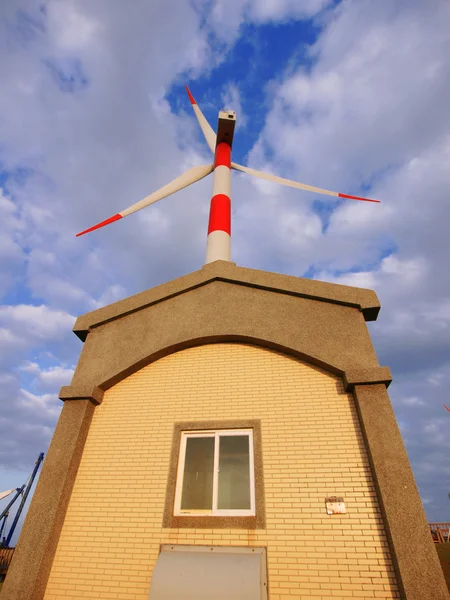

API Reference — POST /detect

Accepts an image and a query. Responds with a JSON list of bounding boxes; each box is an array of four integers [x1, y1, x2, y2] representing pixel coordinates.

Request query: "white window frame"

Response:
[[174, 429, 255, 517]]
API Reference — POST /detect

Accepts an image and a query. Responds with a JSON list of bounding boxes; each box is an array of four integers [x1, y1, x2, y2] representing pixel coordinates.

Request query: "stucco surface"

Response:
[[73, 261, 380, 341], [66, 279, 381, 400], [354, 384, 449, 600]]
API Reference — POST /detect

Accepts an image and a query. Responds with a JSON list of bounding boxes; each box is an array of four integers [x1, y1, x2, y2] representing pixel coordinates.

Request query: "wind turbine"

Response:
[[77, 87, 379, 263]]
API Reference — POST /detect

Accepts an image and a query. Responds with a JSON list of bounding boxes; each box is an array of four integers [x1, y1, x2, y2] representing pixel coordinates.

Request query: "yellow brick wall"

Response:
[[44, 343, 399, 600]]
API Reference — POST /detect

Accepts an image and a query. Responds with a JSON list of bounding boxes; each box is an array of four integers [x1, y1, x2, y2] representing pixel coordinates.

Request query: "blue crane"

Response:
[[0, 487, 25, 545], [0, 452, 44, 548]]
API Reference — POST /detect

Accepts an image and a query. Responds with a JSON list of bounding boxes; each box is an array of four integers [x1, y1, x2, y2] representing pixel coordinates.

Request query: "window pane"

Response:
[[181, 437, 214, 510], [218, 435, 251, 510]]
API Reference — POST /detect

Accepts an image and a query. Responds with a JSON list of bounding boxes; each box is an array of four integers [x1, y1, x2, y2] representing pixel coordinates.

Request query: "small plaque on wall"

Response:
[[325, 496, 346, 515]]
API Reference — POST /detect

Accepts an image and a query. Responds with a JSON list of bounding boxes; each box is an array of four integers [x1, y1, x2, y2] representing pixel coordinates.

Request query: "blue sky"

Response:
[[1, 0, 450, 543], [167, 18, 320, 162]]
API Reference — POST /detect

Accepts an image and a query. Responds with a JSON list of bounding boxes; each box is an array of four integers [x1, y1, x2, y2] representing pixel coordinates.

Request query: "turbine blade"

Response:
[[76, 163, 214, 237], [231, 162, 380, 203], [444, 404, 450, 412], [186, 86, 216, 154], [0, 489, 15, 501]]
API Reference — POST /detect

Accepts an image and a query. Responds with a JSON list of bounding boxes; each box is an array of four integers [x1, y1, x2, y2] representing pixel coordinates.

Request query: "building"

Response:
[[1, 260, 447, 599]]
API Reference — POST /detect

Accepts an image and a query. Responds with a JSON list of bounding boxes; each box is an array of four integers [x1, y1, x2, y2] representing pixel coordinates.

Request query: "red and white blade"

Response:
[[231, 162, 380, 203], [186, 86, 216, 154], [76, 163, 214, 237]]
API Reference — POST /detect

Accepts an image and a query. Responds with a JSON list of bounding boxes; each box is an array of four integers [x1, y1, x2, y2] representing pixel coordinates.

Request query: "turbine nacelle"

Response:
[[217, 110, 236, 147]]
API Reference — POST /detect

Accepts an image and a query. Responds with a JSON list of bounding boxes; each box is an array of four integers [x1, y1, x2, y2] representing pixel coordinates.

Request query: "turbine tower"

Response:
[[77, 87, 379, 263]]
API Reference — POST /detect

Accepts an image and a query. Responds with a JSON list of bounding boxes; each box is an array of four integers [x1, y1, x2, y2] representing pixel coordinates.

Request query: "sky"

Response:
[[1, 0, 450, 541]]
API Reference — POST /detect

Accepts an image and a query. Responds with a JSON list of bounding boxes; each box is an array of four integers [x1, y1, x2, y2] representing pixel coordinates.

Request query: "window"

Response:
[[163, 420, 265, 529], [174, 429, 255, 516]]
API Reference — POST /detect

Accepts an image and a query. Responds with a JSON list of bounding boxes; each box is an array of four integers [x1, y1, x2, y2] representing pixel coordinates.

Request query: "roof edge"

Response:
[[74, 261, 380, 341]]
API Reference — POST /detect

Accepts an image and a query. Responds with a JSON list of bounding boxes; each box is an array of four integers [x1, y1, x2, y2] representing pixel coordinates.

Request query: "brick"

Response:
[[43, 343, 398, 600]]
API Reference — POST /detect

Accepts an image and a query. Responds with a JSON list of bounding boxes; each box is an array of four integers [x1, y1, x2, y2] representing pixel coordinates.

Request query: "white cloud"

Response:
[[249, 0, 331, 22], [0, 0, 240, 474], [19, 389, 61, 417], [221, 83, 247, 129], [0, 301, 77, 469], [19, 362, 74, 389], [251, 1, 450, 188], [400, 396, 426, 408], [0, 188, 25, 297], [198, 0, 332, 43], [0, 0, 449, 523], [47, 1, 101, 53], [0, 305, 75, 343]]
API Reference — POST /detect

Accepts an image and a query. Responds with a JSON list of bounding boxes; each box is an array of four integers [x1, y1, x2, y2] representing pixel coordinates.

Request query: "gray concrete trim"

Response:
[[68, 282, 381, 395], [73, 261, 380, 339], [353, 384, 449, 600], [58, 385, 104, 405], [343, 366, 392, 391], [61, 335, 352, 402]]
